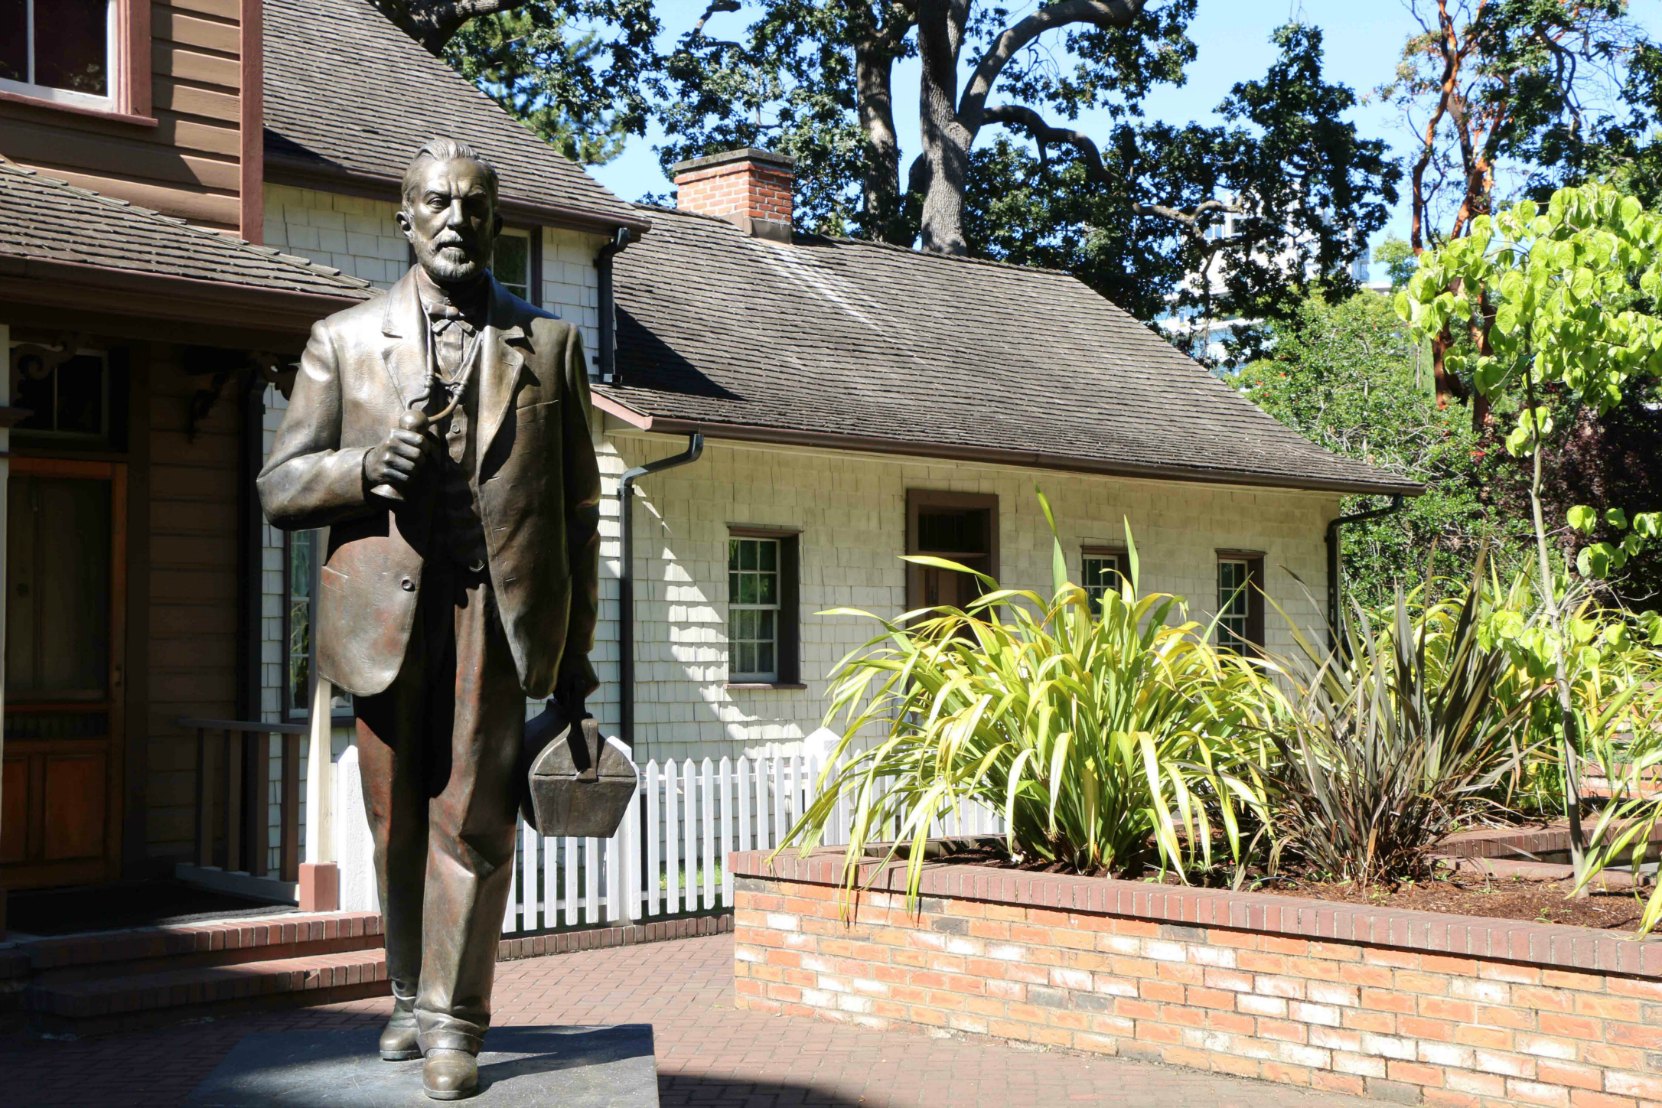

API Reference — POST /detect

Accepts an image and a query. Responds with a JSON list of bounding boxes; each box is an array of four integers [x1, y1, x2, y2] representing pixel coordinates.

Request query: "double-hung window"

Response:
[[494, 228, 537, 303], [0, 0, 118, 110], [1216, 553, 1265, 654], [1080, 547, 1126, 610], [727, 529, 800, 686]]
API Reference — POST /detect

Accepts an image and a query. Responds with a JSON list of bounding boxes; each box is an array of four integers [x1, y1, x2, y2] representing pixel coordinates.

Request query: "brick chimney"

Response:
[[671, 148, 795, 243]]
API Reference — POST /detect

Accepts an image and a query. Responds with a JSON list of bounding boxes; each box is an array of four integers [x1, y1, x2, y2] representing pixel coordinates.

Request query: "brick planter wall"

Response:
[[730, 849, 1662, 1107]]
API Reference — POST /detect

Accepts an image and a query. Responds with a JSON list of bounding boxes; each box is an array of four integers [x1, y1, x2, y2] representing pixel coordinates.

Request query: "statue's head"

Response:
[[397, 137, 503, 289]]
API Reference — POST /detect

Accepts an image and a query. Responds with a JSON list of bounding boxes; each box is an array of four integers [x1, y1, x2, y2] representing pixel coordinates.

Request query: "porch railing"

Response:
[[181, 717, 309, 883]]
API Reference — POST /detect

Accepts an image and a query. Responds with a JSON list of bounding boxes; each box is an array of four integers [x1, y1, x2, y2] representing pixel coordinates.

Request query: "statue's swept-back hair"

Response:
[[401, 137, 499, 206]]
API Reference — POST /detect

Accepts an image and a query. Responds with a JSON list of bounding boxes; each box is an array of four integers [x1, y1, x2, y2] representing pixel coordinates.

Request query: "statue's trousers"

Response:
[[352, 559, 523, 1055]]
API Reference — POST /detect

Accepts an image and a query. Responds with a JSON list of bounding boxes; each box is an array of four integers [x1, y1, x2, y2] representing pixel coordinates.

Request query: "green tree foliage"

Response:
[[1372, 236, 1418, 289], [436, 3, 1397, 348], [1237, 292, 1530, 605], [1400, 182, 1662, 873], [958, 23, 1399, 345], [660, 7, 1397, 354], [1382, 0, 1661, 406], [444, 4, 660, 164]]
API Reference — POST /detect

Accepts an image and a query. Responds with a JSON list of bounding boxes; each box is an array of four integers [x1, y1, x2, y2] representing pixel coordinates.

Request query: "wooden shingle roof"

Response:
[[601, 207, 1419, 496], [0, 157, 372, 300], [262, 0, 648, 235]]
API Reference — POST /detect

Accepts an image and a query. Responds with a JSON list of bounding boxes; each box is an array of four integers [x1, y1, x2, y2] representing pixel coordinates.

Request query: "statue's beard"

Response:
[[419, 242, 488, 287]]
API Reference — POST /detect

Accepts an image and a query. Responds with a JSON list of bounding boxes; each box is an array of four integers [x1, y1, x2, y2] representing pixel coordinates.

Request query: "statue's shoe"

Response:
[[379, 1004, 421, 1061], [422, 1049, 479, 1101]]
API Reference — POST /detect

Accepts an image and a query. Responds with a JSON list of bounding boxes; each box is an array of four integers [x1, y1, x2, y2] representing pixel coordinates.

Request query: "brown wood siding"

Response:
[[142, 347, 240, 861], [0, 0, 246, 231]]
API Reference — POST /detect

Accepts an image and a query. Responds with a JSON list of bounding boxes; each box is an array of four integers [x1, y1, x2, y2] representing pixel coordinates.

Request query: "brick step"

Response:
[[21, 912, 386, 985], [25, 947, 389, 1029]]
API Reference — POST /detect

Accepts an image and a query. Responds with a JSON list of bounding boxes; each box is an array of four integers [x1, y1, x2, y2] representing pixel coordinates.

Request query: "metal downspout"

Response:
[[1325, 495, 1405, 651], [618, 432, 704, 747], [595, 228, 630, 384]]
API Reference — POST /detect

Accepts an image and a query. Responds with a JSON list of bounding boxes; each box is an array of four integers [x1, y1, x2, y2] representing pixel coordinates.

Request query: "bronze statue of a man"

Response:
[[258, 138, 601, 1101]]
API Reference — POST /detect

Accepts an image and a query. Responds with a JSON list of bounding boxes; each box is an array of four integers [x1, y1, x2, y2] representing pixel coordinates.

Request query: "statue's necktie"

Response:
[[426, 302, 478, 381]]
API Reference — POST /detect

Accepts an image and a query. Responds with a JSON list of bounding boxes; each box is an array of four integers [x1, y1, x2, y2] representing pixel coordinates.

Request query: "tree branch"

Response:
[[691, 1, 742, 39], [984, 103, 1238, 233], [959, 1, 1146, 135], [375, 0, 531, 54]]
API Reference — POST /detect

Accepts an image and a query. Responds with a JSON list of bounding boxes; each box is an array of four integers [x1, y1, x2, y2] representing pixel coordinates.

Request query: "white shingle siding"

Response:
[[261, 185, 607, 374], [594, 432, 1339, 766], [263, 185, 409, 289]]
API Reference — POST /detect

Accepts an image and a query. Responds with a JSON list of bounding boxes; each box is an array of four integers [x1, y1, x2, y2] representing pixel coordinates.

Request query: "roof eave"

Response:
[[597, 401, 1423, 498], [0, 255, 369, 341], [265, 151, 654, 237]]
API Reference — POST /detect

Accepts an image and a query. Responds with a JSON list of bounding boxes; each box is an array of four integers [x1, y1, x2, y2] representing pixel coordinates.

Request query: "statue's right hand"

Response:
[[363, 426, 428, 490]]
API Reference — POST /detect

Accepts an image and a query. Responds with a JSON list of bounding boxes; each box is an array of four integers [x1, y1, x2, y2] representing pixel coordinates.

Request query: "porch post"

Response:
[[298, 671, 338, 911], [0, 323, 9, 937]]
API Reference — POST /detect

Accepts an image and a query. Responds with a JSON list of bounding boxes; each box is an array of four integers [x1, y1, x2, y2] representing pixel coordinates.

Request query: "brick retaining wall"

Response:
[[730, 849, 1662, 1107]]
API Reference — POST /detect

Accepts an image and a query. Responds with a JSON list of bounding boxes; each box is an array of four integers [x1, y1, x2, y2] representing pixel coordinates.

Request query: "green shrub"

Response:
[[1478, 569, 1661, 817], [782, 500, 1276, 902], [1260, 570, 1543, 886]]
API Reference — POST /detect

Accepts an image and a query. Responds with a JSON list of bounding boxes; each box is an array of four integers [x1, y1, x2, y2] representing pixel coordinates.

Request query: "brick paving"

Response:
[[1, 933, 1381, 1106]]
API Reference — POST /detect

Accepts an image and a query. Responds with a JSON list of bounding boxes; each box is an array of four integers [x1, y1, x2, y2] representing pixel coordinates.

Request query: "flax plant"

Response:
[[1262, 566, 1542, 886], [778, 497, 1277, 903]]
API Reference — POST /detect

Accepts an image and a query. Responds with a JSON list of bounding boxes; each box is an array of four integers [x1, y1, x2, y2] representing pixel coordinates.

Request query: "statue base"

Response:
[[185, 1025, 658, 1106]]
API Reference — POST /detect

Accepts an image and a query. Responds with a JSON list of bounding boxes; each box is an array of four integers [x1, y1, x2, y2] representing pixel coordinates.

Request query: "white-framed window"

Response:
[[1216, 554, 1264, 654], [494, 228, 534, 301], [1081, 547, 1125, 609], [729, 535, 782, 682], [0, 0, 118, 110]]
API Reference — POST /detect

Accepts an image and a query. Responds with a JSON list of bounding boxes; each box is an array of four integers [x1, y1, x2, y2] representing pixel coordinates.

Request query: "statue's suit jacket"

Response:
[[257, 267, 601, 701]]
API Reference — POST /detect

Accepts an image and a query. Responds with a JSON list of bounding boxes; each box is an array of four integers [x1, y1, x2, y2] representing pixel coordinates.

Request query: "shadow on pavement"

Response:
[[660, 1074, 870, 1107]]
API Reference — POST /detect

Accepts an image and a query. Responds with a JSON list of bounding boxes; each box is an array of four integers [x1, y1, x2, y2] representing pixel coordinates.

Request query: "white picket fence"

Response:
[[331, 747, 1005, 935]]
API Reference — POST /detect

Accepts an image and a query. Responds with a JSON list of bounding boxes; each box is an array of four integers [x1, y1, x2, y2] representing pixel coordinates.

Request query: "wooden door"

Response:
[[1, 457, 126, 890]]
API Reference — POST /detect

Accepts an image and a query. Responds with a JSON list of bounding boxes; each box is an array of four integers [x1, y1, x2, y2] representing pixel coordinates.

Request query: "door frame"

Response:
[[904, 489, 1000, 613], [2, 454, 128, 889]]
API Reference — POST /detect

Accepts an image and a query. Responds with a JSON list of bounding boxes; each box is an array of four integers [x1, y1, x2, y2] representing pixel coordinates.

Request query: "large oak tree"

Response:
[[377, 1, 1399, 355]]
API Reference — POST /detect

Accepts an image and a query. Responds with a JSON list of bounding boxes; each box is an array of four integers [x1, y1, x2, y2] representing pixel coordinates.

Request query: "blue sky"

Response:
[[586, 1, 1662, 256]]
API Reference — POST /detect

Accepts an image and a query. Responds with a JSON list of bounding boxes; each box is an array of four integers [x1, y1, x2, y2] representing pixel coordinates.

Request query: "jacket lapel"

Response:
[[379, 268, 430, 411], [476, 277, 527, 457]]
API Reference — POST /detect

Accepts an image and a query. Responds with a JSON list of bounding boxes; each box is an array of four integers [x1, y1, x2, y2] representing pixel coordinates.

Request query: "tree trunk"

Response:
[[916, 0, 972, 255], [856, 35, 906, 244], [1525, 375, 1587, 883]]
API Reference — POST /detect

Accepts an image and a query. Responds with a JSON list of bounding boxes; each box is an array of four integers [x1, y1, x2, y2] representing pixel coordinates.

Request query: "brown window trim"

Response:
[[528, 227, 543, 306], [1215, 549, 1267, 654], [727, 525, 801, 686], [1081, 544, 1129, 596], [1081, 544, 1129, 567], [905, 489, 999, 604]]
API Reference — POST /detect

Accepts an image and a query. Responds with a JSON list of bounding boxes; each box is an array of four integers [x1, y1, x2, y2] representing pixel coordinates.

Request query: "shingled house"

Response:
[[0, 0, 373, 929], [0, 0, 1416, 921], [251, 0, 1416, 776], [596, 150, 1419, 763], [1, 0, 1416, 927]]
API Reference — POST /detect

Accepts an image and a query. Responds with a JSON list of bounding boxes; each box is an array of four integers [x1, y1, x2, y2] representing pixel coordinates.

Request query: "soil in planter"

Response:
[[935, 843, 1653, 932], [1263, 872, 1649, 932]]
